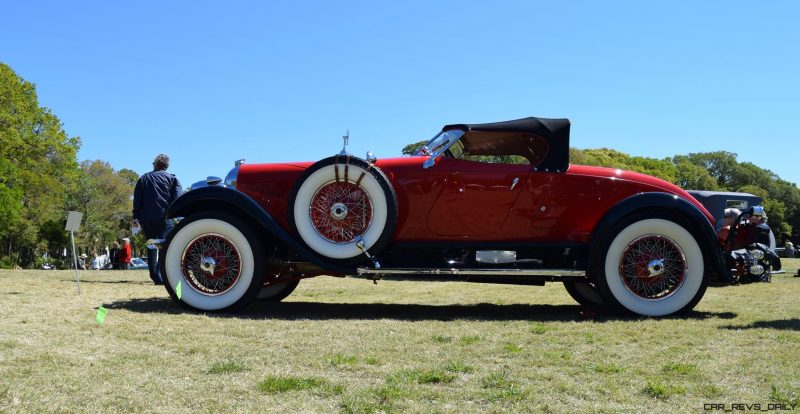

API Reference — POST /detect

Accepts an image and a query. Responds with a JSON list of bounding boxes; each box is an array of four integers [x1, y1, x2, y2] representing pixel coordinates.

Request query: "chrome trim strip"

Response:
[[422, 130, 465, 169], [356, 267, 585, 277], [475, 250, 517, 264]]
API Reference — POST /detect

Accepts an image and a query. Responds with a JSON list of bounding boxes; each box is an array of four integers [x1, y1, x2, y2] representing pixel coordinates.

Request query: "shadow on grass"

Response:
[[59, 279, 152, 285], [720, 318, 800, 331], [103, 297, 737, 322]]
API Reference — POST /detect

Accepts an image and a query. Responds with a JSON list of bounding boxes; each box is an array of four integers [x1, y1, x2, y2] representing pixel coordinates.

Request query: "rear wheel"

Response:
[[563, 281, 605, 306], [597, 216, 707, 317], [257, 280, 299, 302], [161, 213, 265, 312]]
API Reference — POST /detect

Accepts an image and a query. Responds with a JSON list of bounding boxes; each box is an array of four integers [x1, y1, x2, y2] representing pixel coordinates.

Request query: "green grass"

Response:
[[459, 335, 481, 345], [482, 370, 528, 402], [591, 362, 623, 374], [445, 359, 475, 374], [503, 342, 523, 353], [328, 353, 359, 367], [661, 362, 699, 376], [257, 376, 324, 393], [430, 334, 453, 343], [207, 357, 249, 374], [643, 380, 686, 400], [387, 368, 456, 385], [0, 265, 799, 412]]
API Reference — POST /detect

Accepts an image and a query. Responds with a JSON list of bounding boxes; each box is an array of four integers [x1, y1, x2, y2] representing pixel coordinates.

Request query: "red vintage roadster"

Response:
[[156, 117, 752, 316]]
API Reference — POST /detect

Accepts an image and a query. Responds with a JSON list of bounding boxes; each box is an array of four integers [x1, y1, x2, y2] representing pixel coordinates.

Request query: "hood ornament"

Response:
[[340, 130, 350, 155]]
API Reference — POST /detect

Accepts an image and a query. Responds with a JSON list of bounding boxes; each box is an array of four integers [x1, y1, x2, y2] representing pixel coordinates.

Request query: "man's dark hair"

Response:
[[153, 154, 170, 171]]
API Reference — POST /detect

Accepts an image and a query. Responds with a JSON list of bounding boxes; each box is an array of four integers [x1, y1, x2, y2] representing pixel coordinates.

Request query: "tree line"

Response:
[[2, 63, 798, 268], [1, 63, 138, 268]]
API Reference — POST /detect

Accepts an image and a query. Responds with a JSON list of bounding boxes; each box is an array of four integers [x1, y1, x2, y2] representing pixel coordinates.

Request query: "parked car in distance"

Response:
[[130, 258, 148, 270], [153, 116, 772, 317]]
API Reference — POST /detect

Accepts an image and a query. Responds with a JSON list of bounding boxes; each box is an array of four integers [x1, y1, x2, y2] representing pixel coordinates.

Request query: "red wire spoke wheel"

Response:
[[181, 233, 242, 295], [309, 181, 373, 243], [161, 213, 265, 312], [599, 217, 707, 317], [618, 235, 687, 300], [289, 156, 397, 263]]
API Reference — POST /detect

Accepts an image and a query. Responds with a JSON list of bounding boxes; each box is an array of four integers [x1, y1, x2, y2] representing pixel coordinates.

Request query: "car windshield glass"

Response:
[[415, 130, 465, 156]]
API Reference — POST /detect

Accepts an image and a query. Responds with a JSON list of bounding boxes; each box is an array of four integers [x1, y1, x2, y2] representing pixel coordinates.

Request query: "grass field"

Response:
[[1, 261, 799, 413]]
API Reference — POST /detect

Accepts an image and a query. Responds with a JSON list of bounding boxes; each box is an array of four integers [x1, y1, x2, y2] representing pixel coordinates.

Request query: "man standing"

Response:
[[109, 240, 120, 269], [742, 211, 772, 247], [119, 238, 132, 270], [133, 154, 182, 285]]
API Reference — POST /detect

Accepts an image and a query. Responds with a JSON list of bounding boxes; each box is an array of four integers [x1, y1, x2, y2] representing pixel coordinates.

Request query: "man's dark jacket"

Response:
[[133, 170, 182, 221]]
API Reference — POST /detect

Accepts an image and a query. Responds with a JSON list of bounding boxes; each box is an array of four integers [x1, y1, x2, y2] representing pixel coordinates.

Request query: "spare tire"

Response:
[[288, 155, 397, 263]]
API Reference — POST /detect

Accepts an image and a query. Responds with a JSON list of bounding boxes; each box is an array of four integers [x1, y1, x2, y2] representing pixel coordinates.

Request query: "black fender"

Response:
[[587, 192, 732, 283], [165, 186, 354, 274]]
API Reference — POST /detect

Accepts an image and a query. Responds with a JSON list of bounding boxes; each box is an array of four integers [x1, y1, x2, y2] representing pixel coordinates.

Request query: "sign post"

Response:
[[65, 211, 83, 295]]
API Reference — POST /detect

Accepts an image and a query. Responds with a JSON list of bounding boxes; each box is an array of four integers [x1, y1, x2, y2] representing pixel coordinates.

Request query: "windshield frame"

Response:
[[415, 129, 465, 160]]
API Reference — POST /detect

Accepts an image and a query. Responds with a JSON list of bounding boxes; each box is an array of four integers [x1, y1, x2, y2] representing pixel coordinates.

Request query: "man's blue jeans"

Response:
[[141, 219, 174, 284]]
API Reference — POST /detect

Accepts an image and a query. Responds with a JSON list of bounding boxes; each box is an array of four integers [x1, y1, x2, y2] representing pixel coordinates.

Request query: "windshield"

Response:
[[414, 129, 465, 157]]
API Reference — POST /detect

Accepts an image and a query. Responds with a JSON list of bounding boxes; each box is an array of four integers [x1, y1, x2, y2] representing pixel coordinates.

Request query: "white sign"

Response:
[[65, 211, 83, 232]]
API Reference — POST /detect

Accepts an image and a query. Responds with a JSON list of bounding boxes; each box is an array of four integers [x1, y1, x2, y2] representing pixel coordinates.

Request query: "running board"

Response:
[[356, 267, 586, 285]]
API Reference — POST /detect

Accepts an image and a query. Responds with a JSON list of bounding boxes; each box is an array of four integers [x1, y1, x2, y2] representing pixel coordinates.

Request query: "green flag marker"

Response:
[[96, 307, 108, 325], [176, 280, 182, 300]]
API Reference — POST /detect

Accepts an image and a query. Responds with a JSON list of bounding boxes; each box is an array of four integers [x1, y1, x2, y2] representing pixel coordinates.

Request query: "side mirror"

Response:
[[423, 157, 436, 169]]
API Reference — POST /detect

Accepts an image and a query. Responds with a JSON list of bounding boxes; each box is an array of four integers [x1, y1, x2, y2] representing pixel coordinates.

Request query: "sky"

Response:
[[2, 1, 798, 187]]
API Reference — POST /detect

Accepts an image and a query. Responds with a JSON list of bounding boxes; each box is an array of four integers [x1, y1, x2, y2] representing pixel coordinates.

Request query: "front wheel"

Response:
[[160, 213, 265, 312], [597, 216, 707, 317]]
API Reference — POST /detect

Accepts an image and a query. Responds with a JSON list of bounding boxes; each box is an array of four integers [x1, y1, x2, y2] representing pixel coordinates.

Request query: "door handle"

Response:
[[510, 177, 519, 191]]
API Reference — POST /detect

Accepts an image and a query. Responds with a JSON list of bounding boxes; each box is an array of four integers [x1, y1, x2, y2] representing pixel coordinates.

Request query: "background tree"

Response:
[[1, 63, 80, 267], [65, 161, 138, 255], [401, 140, 427, 156]]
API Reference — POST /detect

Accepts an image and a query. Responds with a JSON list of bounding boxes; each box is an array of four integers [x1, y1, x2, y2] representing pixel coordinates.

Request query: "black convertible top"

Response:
[[442, 117, 571, 172], [443, 117, 570, 136]]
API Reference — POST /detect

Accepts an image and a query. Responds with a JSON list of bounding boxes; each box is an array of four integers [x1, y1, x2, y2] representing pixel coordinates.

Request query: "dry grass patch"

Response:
[[0, 268, 799, 413]]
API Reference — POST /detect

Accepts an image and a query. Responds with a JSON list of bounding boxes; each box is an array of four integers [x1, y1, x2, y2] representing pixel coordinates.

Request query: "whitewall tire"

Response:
[[599, 217, 706, 317], [162, 214, 264, 312], [289, 156, 397, 263]]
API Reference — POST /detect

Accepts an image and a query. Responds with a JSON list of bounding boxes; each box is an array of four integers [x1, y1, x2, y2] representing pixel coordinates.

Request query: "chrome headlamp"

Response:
[[224, 159, 244, 189], [748, 249, 765, 260]]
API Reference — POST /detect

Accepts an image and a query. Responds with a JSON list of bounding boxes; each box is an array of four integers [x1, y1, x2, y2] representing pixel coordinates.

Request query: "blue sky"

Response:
[[2, 1, 798, 187]]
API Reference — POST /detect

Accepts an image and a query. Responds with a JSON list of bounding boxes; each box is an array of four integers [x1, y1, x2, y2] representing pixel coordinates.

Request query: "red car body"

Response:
[[158, 116, 734, 316], [237, 159, 715, 244]]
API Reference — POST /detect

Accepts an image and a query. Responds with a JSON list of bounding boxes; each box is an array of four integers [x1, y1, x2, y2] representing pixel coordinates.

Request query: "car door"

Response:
[[426, 158, 530, 236]]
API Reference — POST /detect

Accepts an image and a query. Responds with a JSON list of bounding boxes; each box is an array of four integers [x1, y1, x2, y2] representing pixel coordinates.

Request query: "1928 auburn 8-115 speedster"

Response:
[[154, 117, 779, 316]]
